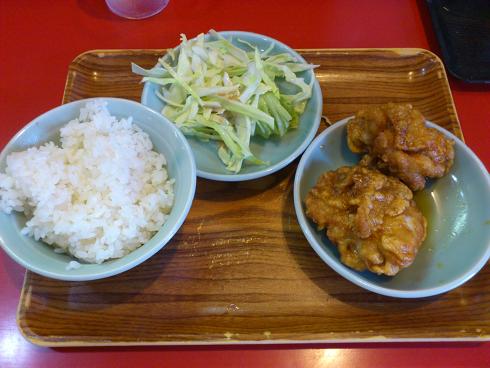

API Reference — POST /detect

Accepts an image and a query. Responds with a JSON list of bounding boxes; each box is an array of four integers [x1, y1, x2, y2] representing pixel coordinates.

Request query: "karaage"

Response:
[[305, 166, 427, 276], [347, 103, 454, 191]]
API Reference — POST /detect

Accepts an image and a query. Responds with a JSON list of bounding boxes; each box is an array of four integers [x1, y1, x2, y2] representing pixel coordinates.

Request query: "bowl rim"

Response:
[[293, 116, 490, 298], [141, 30, 323, 182], [0, 97, 197, 281]]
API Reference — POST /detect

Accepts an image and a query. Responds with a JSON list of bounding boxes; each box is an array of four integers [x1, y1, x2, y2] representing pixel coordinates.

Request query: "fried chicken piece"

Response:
[[305, 166, 427, 276], [347, 103, 454, 191]]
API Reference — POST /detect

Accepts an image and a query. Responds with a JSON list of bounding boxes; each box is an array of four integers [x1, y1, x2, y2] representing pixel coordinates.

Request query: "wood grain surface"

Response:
[[18, 49, 489, 346]]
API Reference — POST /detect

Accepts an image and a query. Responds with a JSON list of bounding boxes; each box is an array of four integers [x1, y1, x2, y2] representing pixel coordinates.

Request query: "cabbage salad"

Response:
[[133, 30, 316, 173]]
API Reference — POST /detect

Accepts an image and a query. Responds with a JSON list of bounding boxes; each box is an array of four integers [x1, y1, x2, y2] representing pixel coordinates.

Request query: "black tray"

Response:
[[427, 0, 490, 83]]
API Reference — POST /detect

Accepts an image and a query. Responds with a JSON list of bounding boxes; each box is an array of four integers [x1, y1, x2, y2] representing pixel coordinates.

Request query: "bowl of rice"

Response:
[[0, 98, 196, 281]]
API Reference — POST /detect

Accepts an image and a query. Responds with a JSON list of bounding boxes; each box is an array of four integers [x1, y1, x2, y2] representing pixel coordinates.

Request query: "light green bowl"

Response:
[[141, 30, 322, 181], [294, 117, 490, 298], [0, 98, 196, 281]]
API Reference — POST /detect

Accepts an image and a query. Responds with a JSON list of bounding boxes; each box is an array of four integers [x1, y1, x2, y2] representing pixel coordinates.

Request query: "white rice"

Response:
[[0, 100, 174, 264], [66, 260, 81, 270]]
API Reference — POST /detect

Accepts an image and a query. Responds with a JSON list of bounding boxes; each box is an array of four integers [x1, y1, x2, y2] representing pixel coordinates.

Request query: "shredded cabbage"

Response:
[[133, 30, 317, 173]]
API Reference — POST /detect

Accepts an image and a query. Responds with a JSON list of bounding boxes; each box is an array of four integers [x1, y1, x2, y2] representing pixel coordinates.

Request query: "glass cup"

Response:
[[105, 0, 169, 19]]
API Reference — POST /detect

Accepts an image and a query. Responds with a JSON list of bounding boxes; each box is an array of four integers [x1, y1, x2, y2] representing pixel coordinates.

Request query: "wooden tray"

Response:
[[18, 49, 489, 346]]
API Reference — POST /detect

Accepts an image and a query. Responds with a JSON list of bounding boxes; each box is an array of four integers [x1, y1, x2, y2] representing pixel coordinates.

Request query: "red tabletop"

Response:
[[1, 1, 489, 367]]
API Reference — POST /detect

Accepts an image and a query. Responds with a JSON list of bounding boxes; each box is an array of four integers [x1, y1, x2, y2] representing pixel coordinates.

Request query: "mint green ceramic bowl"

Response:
[[141, 31, 322, 181], [0, 98, 196, 281], [294, 117, 490, 298]]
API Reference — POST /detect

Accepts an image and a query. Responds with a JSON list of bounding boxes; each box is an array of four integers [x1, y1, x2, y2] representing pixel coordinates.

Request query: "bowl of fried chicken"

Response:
[[294, 103, 490, 298]]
